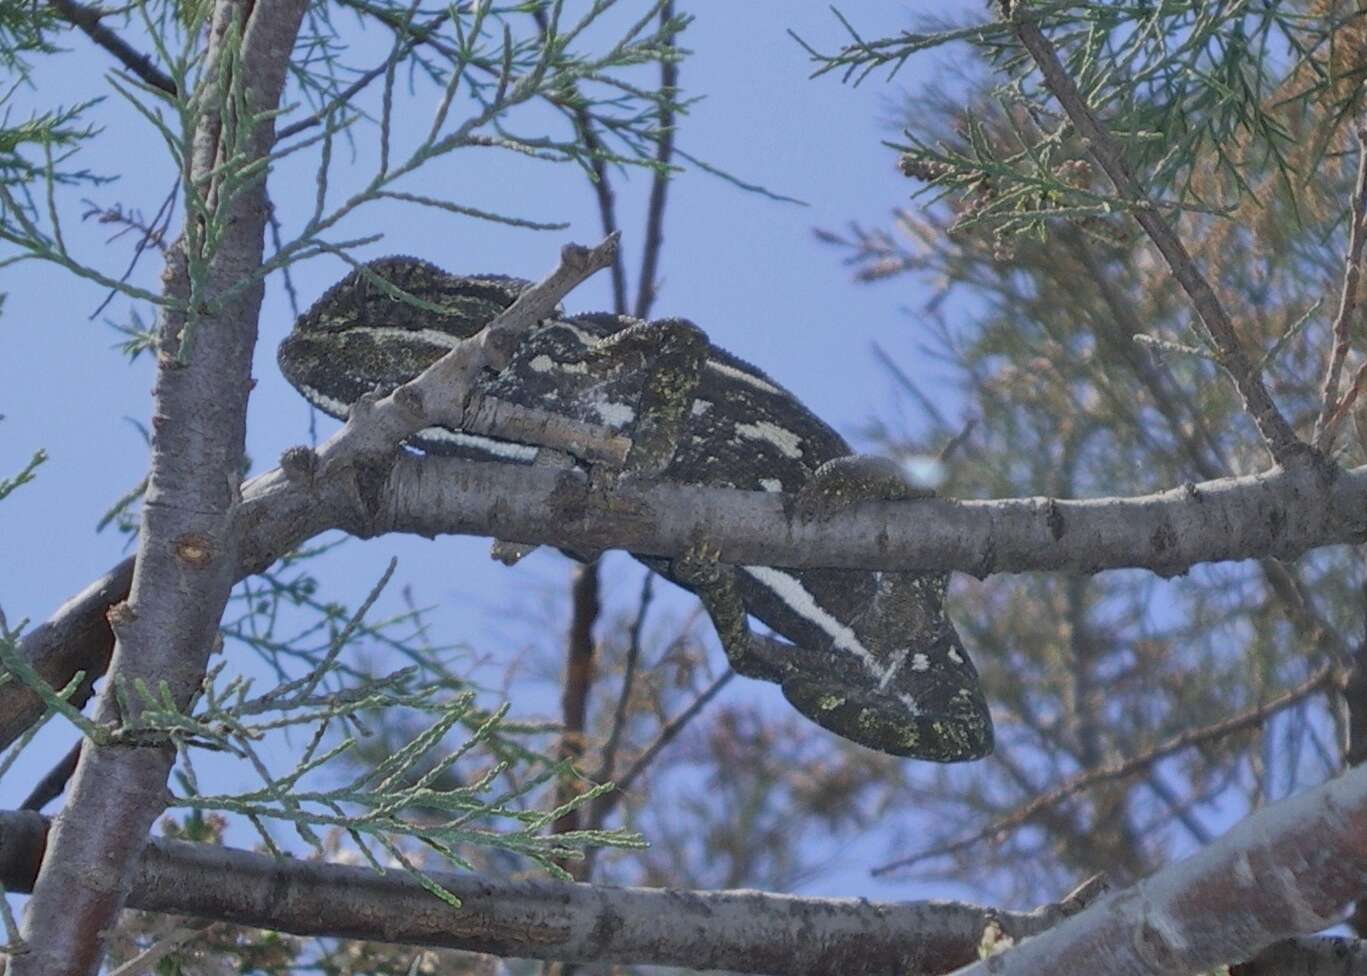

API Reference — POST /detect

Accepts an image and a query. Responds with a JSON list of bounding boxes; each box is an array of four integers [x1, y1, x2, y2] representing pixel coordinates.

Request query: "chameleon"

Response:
[[278, 257, 993, 761]]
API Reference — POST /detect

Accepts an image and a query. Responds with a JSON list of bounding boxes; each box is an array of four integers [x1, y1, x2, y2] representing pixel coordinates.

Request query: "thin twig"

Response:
[[106, 920, 214, 976], [1005, 4, 1308, 466], [598, 669, 734, 820], [633, 0, 677, 321], [938, 418, 977, 462], [276, 10, 451, 141], [86, 179, 178, 320], [1023, 873, 1110, 928], [48, 0, 176, 96], [1321, 362, 1367, 450], [550, 560, 600, 864], [1314, 127, 1367, 451], [874, 664, 1335, 876], [532, 7, 629, 314]]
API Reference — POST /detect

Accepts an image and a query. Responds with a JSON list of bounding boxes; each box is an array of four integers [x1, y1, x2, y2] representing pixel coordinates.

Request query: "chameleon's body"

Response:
[[279, 258, 993, 761]]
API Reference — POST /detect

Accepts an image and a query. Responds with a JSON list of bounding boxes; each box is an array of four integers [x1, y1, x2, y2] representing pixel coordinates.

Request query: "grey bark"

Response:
[[0, 809, 1061, 976], [10, 1, 307, 973], [6, 451, 1367, 753], [950, 759, 1367, 976]]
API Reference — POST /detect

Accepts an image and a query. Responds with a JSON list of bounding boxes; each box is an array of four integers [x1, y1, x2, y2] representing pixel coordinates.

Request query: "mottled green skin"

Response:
[[279, 257, 993, 762]]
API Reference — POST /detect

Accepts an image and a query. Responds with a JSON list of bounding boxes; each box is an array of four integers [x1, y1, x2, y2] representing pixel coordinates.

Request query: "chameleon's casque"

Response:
[[279, 257, 993, 761]]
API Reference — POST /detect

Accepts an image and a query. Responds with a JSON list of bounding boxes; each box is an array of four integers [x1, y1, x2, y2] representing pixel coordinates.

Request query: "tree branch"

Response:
[[380, 454, 1367, 576], [13, 1, 308, 971], [0, 809, 1056, 976], [47, 0, 177, 96], [1005, 3, 1309, 467], [947, 758, 1367, 976], [9, 455, 1367, 753]]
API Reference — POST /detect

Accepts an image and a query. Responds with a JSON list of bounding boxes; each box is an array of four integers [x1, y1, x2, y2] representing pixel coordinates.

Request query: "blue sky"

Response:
[[1, 5, 991, 903]]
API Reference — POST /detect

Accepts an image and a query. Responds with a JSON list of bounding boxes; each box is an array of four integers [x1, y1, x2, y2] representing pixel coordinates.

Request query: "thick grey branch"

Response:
[[381, 455, 1367, 576], [0, 809, 1057, 976], [13, 1, 308, 972], [7, 455, 1367, 753], [949, 760, 1367, 976]]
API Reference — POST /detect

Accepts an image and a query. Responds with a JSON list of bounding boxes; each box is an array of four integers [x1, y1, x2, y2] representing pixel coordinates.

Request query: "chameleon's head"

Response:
[[776, 570, 994, 762], [278, 257, 537, 419]]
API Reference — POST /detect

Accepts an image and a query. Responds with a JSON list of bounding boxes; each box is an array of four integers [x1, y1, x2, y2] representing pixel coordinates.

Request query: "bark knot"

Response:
[[173, 533, 216, 568], [1044, 498, 1065, 540]]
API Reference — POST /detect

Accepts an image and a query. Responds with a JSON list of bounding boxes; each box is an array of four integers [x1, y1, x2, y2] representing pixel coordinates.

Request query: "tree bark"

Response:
[[950, 761, 1367, 976], [0, 809, 1056, 976], [10, 2, 307, 972], [8, 454, 1367, 753]]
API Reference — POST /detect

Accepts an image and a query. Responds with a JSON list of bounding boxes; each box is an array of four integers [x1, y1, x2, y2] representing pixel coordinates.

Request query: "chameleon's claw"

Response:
[[796, 455, 934, 523]]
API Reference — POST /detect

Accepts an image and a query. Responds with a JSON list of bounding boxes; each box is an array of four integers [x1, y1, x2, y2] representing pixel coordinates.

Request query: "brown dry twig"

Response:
[[593, 668, 735, 824], [874, 664, 1335, 876], [1314, 127, 1367, 451], [49, 0, 176, 95]]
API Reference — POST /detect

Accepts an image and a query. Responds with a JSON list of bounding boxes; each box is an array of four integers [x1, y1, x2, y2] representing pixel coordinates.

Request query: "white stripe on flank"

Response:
[[414, 426, 538, 460], [735, 420, 803, 459], [742, 566, 940, 718], [706, 359, 782, 396], [741, 565, 887, 680]]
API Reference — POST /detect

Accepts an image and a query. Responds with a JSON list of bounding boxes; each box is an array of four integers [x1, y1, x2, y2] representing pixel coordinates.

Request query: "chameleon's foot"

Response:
[[780, 648, 993, 762], [618, 317, 710, 477], [671, 537, 727, 590], [491, 540, 538, 565], [795, 455, 934, 523]]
